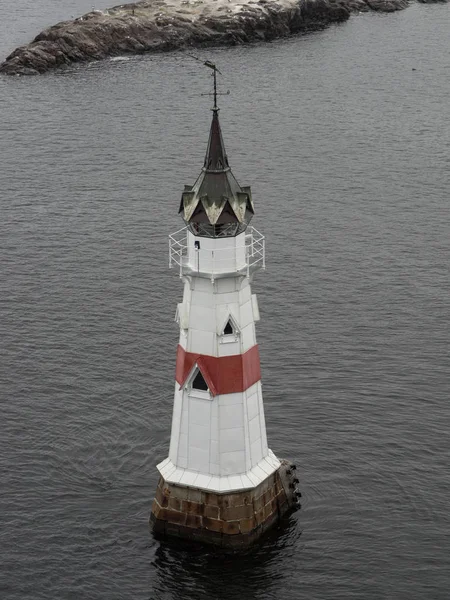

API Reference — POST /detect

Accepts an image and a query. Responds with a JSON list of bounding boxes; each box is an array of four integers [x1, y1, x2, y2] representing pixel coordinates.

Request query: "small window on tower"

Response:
[[192, 370, 208, 392], [223, 320, 234, 336], [219, 315, 240, 344]]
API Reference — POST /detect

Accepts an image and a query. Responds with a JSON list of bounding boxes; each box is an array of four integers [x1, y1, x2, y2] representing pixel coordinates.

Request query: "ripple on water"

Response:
[[1, 4, 450, 600]]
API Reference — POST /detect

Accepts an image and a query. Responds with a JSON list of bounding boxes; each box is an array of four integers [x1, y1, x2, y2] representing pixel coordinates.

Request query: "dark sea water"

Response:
[[1, 2, 450, 599]]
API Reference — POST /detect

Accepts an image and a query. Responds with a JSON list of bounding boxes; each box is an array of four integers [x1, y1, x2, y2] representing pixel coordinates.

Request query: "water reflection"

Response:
[[151, 516, 301, 600]]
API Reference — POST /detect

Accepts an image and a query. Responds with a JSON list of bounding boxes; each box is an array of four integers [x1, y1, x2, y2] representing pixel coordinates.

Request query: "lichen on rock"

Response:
[[0, 0, 411, 76]]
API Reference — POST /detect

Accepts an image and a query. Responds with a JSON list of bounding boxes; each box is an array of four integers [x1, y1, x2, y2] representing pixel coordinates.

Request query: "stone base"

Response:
[[150, 460, 300, 549]]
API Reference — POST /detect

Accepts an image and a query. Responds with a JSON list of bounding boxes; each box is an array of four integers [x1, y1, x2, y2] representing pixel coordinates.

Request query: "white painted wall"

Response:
[[171, 379, 269, 478], [186, 231, 247, 274], [176, 275, 259, 356], [162, 228, 277, 492]]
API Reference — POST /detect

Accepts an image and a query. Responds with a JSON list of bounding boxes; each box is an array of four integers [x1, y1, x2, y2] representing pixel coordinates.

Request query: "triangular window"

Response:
[[219, 315, 240, 344], [192, 370, 208, 392], [223, 320, 234, 335]]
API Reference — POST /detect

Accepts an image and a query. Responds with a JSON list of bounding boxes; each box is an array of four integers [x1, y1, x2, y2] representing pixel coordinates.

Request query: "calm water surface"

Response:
[[0, 2, 449, 599]]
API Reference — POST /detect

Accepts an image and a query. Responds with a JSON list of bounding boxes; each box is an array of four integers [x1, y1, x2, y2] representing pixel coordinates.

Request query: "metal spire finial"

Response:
[[203, 60, 220, 110], [187, 54, 230, 111]]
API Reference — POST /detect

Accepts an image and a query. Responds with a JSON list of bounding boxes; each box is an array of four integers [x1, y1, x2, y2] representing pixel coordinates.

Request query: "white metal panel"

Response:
[[210, 399, 219, 441], [239, 281, 251, 304], [188, 388, 210, 401], [209, 463, 220, 476], [248, 414, 261, 445], [187, 329, 215, 355], [261, 433, 269, 457], [160, 461, 177, 479], [176, 302, 190, 329], [158, 455, 280, 492], [247, 391, 259, 422], [251, 294, 260, 321], [215, 291, 240, 306], [194, 473, 212, 489], [239, 299, 254, 329], [265, 451, 280, 470], [219, 402, 244, 430], [220, 450, 246, 475], [191, 289, 215, 308], [210, 439, 219, 465], [171, 227, 265, 279], [188, 423, 210, 450], [192, 277, 212, 293], [218, 476, 232, 492], [183, 279, 192, 298], [217, 339, 240, 357], [186, 232, 246, 274], [178, 470, 199, 487], [245, 381, 259, 398], [218, 392, 243, 406], [250, 437, 263, 466], [258, 388, 269, 455], [188, 445, 210, 472], [177, 456, 188, 469], [240, 474, 256, 489], [189, 397, 211, 427], [169, 385, 183, 463], [268, 449, 281, 467], [189, 304, 216, 332], [259, 458, 273, 476], [215, 277, 237, 294], [208, 475, 221, 488], [243, 393, 252, 472], [180, 405, 188, 434], [241, 322, 256, 352], [251, 463, 267, 482], [178, 329, 188, 350], [227, 475, 245, 492], [157, 457, 170, 471], [219, 427, 245, 453], [177, 433, 188, 460]]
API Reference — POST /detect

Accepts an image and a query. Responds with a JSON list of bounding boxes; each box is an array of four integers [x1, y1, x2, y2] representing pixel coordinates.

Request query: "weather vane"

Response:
[[187, 54, 230, 110]]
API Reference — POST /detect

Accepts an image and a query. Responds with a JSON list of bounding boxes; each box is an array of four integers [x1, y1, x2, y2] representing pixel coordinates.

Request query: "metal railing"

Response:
[[169, 226, 265, 280]]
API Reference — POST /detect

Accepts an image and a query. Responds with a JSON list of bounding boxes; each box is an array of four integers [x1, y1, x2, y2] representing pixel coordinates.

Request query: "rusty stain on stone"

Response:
[[150, 462, 299, 548]]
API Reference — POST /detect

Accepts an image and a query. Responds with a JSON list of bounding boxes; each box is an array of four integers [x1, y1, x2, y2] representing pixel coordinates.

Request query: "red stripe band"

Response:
[[175, 345, 261, 396]]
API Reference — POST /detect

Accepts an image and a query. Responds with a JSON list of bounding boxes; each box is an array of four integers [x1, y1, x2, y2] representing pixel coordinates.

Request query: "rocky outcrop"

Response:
[[364, 0, 409, 10], [0, 0, 409, 76]]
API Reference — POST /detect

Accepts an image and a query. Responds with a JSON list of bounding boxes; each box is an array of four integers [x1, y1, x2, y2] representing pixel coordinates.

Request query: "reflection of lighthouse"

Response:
[[150, 72, 300, 547]]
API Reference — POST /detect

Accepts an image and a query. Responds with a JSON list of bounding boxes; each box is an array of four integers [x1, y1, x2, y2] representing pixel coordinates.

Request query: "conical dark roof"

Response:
[[179, 109, 254, 235], [204, 109, 229, 172]]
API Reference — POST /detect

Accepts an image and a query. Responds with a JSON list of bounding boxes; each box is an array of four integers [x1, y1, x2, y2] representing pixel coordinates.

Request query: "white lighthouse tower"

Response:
[[151, 68, 299, 547]]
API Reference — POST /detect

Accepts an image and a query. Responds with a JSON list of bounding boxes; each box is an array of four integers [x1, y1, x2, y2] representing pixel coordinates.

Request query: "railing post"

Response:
[[246, 243, 250, 278]]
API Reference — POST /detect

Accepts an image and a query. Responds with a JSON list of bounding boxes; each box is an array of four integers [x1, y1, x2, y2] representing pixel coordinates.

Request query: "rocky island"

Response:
[[0, 0, 412, 76]]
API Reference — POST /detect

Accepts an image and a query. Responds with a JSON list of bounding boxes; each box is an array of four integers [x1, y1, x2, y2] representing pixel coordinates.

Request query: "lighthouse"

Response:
[[150, 66, 300, 548]]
